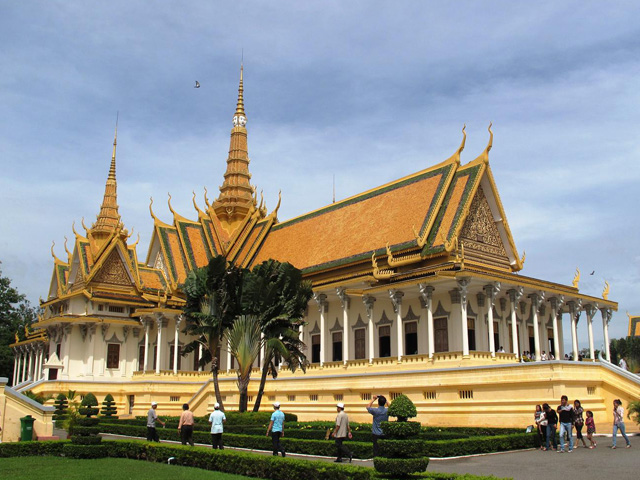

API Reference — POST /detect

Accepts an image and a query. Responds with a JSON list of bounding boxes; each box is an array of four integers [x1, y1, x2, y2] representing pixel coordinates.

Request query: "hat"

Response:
[[273, 402, 280, 408], [151, 401, 158, 406], [337, 402, 345, 409], [214, 402, 220, 409]]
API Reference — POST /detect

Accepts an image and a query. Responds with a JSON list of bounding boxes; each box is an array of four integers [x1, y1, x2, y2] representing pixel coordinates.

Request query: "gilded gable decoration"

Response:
[[92, 249, 133, 286], [459, 186, 507, 258]]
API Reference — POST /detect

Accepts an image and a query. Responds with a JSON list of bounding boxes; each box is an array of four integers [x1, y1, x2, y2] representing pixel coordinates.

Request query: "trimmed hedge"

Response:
[[374, 456, 430, 477], [421, 433, 539, 457], [381, 421, 421, 439], [71, 435, 103, 445], [378, 439, 425, 458], [133, 411, 298, 426], [63, 444, 108, 458], [0, 440, 512, 480]]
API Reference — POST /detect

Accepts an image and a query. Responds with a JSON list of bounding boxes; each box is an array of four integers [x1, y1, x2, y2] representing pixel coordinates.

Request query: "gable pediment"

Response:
[[90, 248, 135, 287]]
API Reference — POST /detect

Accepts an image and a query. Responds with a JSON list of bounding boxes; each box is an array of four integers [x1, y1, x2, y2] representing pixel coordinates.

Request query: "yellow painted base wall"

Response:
[[1, 379, 55, 442], [30, 360, 640, 433]]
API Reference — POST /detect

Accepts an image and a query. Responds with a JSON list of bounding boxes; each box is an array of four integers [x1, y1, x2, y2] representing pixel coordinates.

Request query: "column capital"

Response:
[[584, 304, 598, 318], [313, 293, 328, 313], [336, 287, 350, 310], [175, 314, 184, 328], [122, 325, 130, 341], [548, 295, 565, 316], [388, 289, 404, 313], [362, 295, 376, 320], [567, 299, 583, 324], [507, 287, 524, 305], [155, 314, 168, 329], [528, 291, 545, 312], [418, 284, 434, 309], [484, 282, 501, 305], [600, 307, 612, 325]]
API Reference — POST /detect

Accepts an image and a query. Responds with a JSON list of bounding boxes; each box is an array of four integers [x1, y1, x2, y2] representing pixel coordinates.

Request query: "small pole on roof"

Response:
[[332, 174, 335, 203]]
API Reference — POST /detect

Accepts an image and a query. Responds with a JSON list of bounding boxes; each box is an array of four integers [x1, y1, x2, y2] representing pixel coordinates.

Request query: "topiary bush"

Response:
[[381, 421, 421, 439], [100, 394, 118, 419], [387, 394, 417, 422], [78, 393, 99, 417], [373, 457, 430, 476], [53, 393, 68, 425]]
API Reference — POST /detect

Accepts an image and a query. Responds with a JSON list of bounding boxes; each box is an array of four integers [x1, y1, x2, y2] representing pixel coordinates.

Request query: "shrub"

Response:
[[53, 393, 68, 423], [378, 439, 425, 458], [387, 394, 417, 421], [79, 393, 99, 417], [380, 421, 421, 439], [100, 394, 118, 418], [0, 441, 66, 458], [62, 444, 107, 459], [373, 457, 430, 477], [70, 435, 103, 445]]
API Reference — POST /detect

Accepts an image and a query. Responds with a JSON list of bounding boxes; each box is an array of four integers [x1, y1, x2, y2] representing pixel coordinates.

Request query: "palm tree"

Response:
[[225, 315, 262, 412], [242, 259, 313, 411], [182, 256, 246, 410]]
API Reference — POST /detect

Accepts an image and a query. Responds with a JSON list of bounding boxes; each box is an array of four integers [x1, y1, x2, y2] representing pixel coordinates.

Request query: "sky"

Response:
[[1, 1, 639, 352]]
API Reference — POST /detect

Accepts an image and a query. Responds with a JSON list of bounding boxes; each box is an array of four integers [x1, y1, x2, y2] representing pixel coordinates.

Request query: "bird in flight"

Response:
[[590, 270, 595, 275], [194, 81, 200, 88]]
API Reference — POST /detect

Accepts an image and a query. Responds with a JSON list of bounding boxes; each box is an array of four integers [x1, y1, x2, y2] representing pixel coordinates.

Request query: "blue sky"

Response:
[[1, 1, 639, 351]]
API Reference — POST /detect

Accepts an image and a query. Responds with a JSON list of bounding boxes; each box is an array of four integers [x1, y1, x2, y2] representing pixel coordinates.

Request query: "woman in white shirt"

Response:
[[611, 399, 631, 449]]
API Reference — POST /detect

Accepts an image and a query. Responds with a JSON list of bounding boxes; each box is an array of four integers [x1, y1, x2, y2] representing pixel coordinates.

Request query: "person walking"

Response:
[[611, 399, 631, 449], [178, 403, 195, 446], [367, 395, 389, 457], [573, 400, 586, 448], [208, 402, 226, 449], [146, 401, 165, 442], [331, 402, 352, 463], [534, 404, 546, 449], [266, 402, 286, 457], [585, 410, 597, 448], [543, 403, 557, 451], [557, 395, 574, 453]]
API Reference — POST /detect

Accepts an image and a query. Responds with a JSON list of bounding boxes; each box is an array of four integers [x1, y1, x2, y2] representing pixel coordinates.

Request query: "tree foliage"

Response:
[[610, 337, 640, 372], [388, 394, 417, 422], [0, 262, 37, 384], [225, 315, 262, 412]]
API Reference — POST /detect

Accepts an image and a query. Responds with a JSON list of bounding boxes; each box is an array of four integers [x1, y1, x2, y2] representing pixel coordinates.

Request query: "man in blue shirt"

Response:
[[367, 395, 389, 456], [266, 402, 286, 457]]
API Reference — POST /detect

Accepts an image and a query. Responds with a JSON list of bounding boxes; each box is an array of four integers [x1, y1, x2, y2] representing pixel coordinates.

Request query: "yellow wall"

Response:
[[1, 378, 55, 442]]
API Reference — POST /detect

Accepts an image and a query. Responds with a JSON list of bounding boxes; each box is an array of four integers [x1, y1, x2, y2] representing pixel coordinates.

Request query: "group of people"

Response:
[[535, 396, 631, 452], [144, 395, 391, 463]]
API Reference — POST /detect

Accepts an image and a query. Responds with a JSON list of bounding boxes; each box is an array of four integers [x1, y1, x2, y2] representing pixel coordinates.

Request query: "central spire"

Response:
[[212, 66, 256, 228], [91, 120, 124, 241]]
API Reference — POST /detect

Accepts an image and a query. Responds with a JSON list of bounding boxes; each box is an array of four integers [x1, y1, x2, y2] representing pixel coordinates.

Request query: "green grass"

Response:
[[0, 456, 257, 480]]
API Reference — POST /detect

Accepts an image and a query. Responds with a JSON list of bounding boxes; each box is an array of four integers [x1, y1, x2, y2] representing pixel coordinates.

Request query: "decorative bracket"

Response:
[[336, 288, 350, 310], [389, 290, 404, 314], [362, 295, 376, 321]]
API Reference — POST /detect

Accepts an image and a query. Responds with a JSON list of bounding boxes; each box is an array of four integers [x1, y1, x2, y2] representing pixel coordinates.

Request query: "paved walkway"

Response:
[[102, 433, 638, 479]]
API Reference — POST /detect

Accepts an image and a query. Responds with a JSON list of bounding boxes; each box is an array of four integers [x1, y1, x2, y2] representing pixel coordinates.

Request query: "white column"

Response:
[[601, 308, 612, 362], [390, 290, 404, 361], [27, 348, 34, 380], [39, 348, 45, 380], [363, 295, 376, 363], [143, 320, 150, 371], [314, 293, 327, 366], [508, 287, 523, 359], [198, 343, 204, 372], [62, 325, 72, 376], [549, 296, 563, 359], [337, 288, 350, 365], [13, 353, 19, 386], [584, 305, 596, 361], [226, 339, 232, 372], [484, 283, 501, 357], [529, 292, 544, 361], [458, 279, 471, 356], [86, 324, 96, 375], [419, 284, 435, 359], [35, 348, 42, 381], [21, 349, 27, 382], [155, 315, 165, 374], [173, 315, 182, 374], [568, 301, 581, 360]]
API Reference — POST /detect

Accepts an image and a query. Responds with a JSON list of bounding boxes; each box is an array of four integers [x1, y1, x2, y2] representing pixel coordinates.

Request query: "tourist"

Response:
[[497, 346, 505, 353], [573, 400, 586, 448], [564, 354, 569, 360], [146, 401, 165, 442], [540, 351, 548, 361], [209, 402, 226, 449], [266, 402, 286, 457], [611, 399, 631, 449], [557, 395, 574, 452], [367, 394, 389, 456], [331, 402, 352, 463], [619, 357, 628, 371], [534, 404, 546, 449], [543, 403, 558, 451], [178, 403, 195, 446], [585, 410, 597, 448], [549, 352, 555, 360]]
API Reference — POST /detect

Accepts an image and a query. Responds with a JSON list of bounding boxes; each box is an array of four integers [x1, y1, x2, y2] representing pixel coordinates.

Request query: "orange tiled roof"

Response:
[[251, 161, 456, 272]]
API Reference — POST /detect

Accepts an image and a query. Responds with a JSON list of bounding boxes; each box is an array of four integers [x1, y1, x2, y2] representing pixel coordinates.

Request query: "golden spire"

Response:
[[212, 66, 257, 228], [91, 119, 123, 240]]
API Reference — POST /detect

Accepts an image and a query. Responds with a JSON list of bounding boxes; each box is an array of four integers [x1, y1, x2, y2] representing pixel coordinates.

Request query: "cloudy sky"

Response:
[[1, 1, 639, 351]]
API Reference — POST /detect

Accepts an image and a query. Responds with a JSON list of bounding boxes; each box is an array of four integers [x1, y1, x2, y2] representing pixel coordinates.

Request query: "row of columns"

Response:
[[12, 343, 47, 386], [309, 280, 614, 365]]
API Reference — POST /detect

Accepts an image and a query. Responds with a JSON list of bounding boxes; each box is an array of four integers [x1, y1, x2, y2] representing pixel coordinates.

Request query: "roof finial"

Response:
[[109, 112, 118, 181], [234, 64, 246, 121]]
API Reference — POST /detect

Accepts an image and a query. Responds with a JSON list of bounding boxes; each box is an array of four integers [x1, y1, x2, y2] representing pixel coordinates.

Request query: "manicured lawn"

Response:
[[0, 456, 258, 480]]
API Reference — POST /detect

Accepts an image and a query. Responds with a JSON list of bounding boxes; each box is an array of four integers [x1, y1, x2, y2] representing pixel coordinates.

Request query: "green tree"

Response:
[[182, 256, 246, 411], [242, 260, 312, 412], [628, 401, 640, 425], [0, 262, 37, 384], [100, 393, 118, 418], [225, 315, 262, 412]]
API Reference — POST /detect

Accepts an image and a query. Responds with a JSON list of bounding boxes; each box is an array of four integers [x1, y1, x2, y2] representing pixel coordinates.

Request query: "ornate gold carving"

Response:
[[572, 268, 580, 288], [459, 186, 507, 258], [602, 281, 610, 300], [372, 252, 394, 280], [93, 249, 131, 286]]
